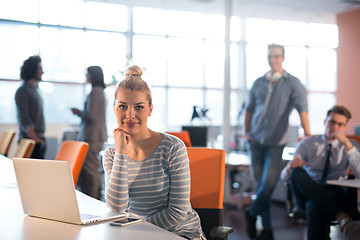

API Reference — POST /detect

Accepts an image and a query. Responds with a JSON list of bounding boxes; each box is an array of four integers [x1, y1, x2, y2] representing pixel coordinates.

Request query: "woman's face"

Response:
[[113, 89, 152, 135]]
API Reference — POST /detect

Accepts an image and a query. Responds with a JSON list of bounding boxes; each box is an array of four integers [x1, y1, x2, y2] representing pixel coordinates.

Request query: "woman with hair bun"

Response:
[[103, 77, 205, 240]]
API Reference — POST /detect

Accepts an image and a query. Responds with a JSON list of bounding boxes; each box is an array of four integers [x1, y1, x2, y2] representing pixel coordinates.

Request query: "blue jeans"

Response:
[[289, 168, 347, 240], [246, 142, 285, 229]]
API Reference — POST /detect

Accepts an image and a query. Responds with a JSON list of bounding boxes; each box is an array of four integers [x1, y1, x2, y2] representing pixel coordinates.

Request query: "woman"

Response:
[[71, 66, 107, 200], [103, 77, 205, 240]]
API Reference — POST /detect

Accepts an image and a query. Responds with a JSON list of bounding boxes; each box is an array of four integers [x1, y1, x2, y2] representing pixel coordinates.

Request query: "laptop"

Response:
[[12, 158, 126, 225]]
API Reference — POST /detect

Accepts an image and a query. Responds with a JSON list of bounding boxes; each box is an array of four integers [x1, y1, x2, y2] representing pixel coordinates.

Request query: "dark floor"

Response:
[[223, 201, 344, 240]]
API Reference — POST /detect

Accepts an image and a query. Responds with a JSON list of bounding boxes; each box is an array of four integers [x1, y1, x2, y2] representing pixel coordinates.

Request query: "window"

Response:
[[40, 27, 85, 82], [132, 35, 167, 86], [85, 2, 127, 31], [0, 0, 38, 23], [0, 2, 339, 144], [0, 23, 39, 79]]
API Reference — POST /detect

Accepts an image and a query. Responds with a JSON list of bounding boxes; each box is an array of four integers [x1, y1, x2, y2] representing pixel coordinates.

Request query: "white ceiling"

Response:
[[102, 0, 360, 23]]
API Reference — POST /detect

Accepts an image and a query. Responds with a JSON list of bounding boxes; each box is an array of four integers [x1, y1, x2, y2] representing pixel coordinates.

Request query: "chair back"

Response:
[[55, 141, 89, 185], [347, 135, 360, 146], [13, 139, 36, 158], [187, 147, 227, 239], [0, 129, 16, 156], [166, 131, 192, 147]]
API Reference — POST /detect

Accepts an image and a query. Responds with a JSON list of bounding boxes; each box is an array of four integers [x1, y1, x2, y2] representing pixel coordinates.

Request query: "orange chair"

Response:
[[55, 141, 89, 185], [13, 138, 36, 158], [0, 129, 16, 156], [187, 147, 233, 240], [166, 130, 192, 147]]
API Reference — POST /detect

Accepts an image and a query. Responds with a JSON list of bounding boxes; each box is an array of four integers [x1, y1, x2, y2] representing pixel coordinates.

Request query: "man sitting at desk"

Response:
[[281, 105, 360, 240]]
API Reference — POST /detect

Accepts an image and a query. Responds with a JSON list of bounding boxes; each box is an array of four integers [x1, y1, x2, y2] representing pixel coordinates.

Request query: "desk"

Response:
[[0, 155, 184, 240], [224, 152, 253, 209], [327, 179, 360, 188]]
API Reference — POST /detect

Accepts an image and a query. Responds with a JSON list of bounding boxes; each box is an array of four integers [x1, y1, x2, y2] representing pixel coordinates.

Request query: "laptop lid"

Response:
[[13, 158, 125, 225]]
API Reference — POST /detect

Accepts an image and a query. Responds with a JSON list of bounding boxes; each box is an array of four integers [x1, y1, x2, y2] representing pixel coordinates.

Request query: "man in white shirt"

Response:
[[281, 105, 360, 240]]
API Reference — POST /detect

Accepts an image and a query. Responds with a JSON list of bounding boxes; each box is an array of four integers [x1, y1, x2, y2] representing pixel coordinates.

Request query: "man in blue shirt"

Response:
[[244, 44, 310, 240], [281, 105, 360, 240]]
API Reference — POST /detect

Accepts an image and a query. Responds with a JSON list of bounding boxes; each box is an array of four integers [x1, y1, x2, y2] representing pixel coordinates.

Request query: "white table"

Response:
[[327, 179, 360, 188], [0, 155, 184, 240], [223, 152, 253, 209]]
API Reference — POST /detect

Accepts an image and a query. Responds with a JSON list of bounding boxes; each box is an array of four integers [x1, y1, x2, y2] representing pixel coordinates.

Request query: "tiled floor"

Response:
[[223, 201, 344, 240]]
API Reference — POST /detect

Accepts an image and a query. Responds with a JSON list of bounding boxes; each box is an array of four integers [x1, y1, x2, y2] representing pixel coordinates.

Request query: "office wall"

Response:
[[336, 8, 360, 134]]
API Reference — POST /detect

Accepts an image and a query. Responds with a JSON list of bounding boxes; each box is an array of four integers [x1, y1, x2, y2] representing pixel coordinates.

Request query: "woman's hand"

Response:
[[113, 128, 131, 154]]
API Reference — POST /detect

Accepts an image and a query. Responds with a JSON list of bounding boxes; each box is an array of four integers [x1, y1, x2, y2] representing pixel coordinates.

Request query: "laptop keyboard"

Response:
[[80, 213, 100, 220]]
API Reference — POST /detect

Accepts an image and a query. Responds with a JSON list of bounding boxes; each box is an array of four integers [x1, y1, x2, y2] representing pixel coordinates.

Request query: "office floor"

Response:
[[223, 201, 345, 240]]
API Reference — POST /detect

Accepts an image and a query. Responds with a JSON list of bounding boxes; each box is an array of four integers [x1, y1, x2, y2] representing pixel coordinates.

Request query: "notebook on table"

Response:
[[12, 158, 125, 225]]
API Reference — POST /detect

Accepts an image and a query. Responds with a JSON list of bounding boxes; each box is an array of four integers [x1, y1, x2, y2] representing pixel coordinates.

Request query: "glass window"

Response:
[[39, 82, 85, 124], [308, 93, 336, 134], [205, 90, 223, 125], [0, 81, 22, 123], [40, 0, 84, 27], [308, 48, 337, 92], [105, 85, 117, 136], [167, 88, 203, 126], [230, 43, 240, 89], [132, 35, 167, 86], [40, 27, 85, 82], [274, 20, 307, 46], [204, 14, 225, 40], [230, 90, 246, 126], [85, 2, 127, 32], [166, 10, 204, 38], [0, 23, 39, 79], [283, 46, 307, 85], [204, 40, 224, 88], [147, 87, 166, 132], [245, 18, 274, 44], [231, 43, 245, 90], [84, 31, 127, 85], [308, 23, 338, 48], [245, 43, 268, 89], [167, 38, 204, 87], [133, 7, 167, 35], [230, 16, 242, 42], [0, 0, 38, 23]]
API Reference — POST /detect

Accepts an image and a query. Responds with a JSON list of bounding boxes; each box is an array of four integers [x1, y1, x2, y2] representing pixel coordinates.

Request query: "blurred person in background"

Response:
[[244, 44, 310, 240], [125, 65, 143, 79], [15, 55, 46, 159], [71, 66, 107, 200]]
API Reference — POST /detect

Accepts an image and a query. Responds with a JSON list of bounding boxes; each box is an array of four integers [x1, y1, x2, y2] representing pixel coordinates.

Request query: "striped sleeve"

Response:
[[103, 147, 129, 213], [145, 139, 192, 228]]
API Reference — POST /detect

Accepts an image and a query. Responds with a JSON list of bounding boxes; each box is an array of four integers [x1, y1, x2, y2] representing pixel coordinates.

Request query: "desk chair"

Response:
[[13, 139, 36, 158], [166, 131, 192, 147], [0, 129, 16, 157], [187, 147, 233, 240], [55, 141, 89, 185]]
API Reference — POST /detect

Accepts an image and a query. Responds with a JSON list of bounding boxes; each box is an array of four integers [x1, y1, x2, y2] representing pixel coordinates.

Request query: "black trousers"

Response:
[[290, 168, 347, 240], [30, 142, 46, 159]]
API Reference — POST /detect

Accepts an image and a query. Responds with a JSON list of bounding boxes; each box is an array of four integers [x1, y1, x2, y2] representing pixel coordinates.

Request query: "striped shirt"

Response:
[[103, 133, 204, 239]]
